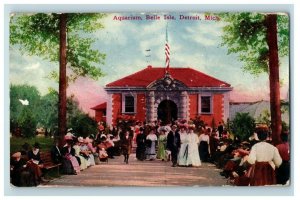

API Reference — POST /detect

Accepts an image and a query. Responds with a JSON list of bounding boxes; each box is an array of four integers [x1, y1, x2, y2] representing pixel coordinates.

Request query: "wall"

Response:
[[189, 93, 224, 128], [136, 93, 146, 122], [111, 93, 122, 125]]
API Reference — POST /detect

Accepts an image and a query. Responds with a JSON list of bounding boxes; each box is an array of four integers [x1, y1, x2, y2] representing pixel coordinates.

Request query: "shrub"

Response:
[[230, 112, 256, 141]]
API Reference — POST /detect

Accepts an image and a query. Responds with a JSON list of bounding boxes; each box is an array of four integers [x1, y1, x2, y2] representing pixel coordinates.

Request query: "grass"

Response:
[[10, 135, 55, 154], [10, 136, 62, 179]]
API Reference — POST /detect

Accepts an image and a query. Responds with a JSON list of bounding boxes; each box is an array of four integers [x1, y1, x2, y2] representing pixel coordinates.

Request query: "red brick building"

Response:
[[91, 102, 107, 122], [103, 65, 232, 126]]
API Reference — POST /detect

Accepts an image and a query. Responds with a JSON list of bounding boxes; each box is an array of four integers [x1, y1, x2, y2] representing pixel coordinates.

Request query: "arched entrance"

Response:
[[157, 100, 178, 124]]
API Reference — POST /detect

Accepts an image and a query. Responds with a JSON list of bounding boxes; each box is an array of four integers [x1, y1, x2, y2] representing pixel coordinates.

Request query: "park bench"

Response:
[[40, 151, 62, 176]]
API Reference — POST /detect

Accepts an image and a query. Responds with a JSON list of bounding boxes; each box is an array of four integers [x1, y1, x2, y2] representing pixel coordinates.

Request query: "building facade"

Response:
[[103, 65, 232, 126]]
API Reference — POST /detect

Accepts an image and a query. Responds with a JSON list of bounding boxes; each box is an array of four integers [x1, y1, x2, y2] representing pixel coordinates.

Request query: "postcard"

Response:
[[9, 11, 290, 188]]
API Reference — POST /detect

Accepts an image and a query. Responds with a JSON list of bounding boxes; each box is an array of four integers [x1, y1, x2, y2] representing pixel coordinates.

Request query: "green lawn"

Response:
[[10, 136, 54, 154]]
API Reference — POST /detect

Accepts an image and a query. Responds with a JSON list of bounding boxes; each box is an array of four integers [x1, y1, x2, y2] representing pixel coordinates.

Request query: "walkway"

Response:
[[40, 154, 228, 187]]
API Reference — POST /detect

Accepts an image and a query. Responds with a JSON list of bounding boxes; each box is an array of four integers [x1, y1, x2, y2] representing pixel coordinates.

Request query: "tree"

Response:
[[10, 84, 41, 137], [230, 112, 256, 141], [37, 90, 59, 137], [220, 13, 289, 145], [70, 113, 98, 138], [10, 13, 106, 145]]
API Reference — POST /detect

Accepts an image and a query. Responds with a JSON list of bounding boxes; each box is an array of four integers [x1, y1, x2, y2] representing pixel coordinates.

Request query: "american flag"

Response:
[[165, 25, 170, 70]]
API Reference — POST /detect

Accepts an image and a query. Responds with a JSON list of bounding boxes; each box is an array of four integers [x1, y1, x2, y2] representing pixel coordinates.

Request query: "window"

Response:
[[201, 96, 211, 113], [198, 94, 213, 114], [125, 96, 134, 113], [122, 93, 136, 113]]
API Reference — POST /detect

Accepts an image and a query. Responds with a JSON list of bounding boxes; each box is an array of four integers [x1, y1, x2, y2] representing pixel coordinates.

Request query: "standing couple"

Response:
[[166, 124, 201, 167]]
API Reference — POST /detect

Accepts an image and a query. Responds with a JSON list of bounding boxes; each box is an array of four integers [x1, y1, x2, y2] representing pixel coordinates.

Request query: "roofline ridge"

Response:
[[188, 67, 231, 86], [106, 67, 149, 86]]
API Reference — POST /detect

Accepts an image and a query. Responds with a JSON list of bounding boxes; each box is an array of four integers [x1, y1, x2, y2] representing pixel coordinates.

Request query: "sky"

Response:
[[9, 12, 290, 115]]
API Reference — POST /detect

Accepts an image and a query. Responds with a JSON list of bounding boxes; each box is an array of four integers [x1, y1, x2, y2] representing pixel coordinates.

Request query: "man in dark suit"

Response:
[[218, 122, 224, 138], [167, 125, 181, 167]]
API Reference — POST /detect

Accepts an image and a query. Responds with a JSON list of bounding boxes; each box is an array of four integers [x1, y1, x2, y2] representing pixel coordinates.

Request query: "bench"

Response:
[[40, 152, 62, 176]]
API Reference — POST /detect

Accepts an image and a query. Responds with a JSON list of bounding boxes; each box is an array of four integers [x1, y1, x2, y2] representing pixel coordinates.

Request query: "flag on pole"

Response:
[[165, 24, 170, 70]]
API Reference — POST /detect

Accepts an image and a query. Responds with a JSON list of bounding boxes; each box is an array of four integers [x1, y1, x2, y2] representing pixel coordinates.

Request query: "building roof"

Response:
[[106, 66, 231, 88], [90, 102, 107, 110], [229, 100, 289, 124]]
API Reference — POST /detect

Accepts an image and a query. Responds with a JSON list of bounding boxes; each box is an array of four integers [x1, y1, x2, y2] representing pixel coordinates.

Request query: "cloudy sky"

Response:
[[9, 12, 289, 115]]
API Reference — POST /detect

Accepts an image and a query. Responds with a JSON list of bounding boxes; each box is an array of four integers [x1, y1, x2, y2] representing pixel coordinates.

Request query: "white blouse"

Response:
[[247, 142, 282, 169]]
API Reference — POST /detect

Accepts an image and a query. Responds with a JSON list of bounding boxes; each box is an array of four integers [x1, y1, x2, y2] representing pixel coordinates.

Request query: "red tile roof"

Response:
[[90, 102, 107, 110], [106, 66, 230, 87]]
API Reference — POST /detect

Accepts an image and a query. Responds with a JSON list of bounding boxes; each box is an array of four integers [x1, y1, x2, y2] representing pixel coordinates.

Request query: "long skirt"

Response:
[[199, 141, 209, 162], [250, 162, 276, 186], [136, 144, 146, 161], [69, 156, 81, 174], [62, 158, 75, 174], [157, 141, 167, 160], [178, 144, 189, 166], [146, 141, 156, 160]]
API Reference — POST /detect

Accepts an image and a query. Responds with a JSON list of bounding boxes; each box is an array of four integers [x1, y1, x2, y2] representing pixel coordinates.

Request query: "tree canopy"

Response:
[[10, 13, 106, 81], [219, 12, 289, 144], [220, 12, 289, 75]]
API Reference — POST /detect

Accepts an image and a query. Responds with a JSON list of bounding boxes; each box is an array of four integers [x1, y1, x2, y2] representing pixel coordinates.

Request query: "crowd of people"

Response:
[[10, 120, 290, 187]]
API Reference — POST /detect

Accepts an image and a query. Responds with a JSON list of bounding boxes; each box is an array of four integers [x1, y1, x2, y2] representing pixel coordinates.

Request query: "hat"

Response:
[[78, 137, 84, 143], [65, 132, 74, 140], [179, 123, 189, 129], [12, 152, 21, 158], [188, 124, 196, 129], [84, 137, 92, 143], [33, 142, 40, 149]]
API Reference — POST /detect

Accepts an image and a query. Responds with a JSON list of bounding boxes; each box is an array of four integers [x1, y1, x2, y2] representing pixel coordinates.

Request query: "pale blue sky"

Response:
[[10, 12, 289, 111]]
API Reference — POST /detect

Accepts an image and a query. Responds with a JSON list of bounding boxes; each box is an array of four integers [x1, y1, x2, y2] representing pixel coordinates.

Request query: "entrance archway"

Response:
[[157, 100, 178, 124]]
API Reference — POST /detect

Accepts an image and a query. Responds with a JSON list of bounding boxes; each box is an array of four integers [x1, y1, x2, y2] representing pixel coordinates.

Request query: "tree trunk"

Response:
[[266, 14, 282, 145], [58, 13, 67, 147]]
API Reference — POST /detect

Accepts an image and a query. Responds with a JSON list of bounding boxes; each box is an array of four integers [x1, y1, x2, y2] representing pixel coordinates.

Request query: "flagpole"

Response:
[[165, 23, 170, 72]]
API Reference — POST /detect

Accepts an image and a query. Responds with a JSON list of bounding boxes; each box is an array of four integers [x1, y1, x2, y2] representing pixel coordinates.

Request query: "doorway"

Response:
[[157, 100, 178, 124]]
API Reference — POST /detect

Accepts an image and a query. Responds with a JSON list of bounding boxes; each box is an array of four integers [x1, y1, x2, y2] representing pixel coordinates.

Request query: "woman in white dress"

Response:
[[177, 124, 189, 166], [146, 129, 158, 160], [186, 125, 201, 167], [73, 137, 88, 170]]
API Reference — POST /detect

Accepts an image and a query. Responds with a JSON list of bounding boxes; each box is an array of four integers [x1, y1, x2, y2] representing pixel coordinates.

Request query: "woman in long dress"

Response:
[[177, 124, 189, 166], [121, 130, 132, 164], [157, 127, 168, 161], [136, 127, 147, 161], [199, 128, 210, 162], [61, 140, 81, 174], [73, 139, 88, 170], [186, 125, 201, 167], [146, 129, 157, 160], [247, 128, 282, 186]]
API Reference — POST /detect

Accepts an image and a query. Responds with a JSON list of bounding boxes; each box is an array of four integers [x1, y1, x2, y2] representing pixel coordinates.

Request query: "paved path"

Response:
[[40, 154, 228, 187]]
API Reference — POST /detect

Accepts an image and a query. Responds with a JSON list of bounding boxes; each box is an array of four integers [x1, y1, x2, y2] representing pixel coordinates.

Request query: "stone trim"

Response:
[[121, 93, 137, 114], [106, 94, 113, 126], [198, 92, 213, 115]]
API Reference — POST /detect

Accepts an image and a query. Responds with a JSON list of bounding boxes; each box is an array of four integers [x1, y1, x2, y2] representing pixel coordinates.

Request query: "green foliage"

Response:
[[37, 91, 59, 136], [70, 113, 98, 138], [10, 84, 88, 137], [10, 13, 106, 82], [10, 84, 41, 136], [18, 108, 37, 138], [10, 136, 55, 154], [219, 12, 289, 75], [256, 109, 271, 126], [230, 112, 256, 141]]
